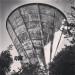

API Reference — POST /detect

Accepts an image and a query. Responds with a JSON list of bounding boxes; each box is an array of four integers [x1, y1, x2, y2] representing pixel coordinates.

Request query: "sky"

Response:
[[0, 0, 75, 72]]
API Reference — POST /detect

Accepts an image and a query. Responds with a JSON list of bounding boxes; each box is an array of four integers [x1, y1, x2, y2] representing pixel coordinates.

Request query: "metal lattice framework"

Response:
[[6, 3, 66, 68]]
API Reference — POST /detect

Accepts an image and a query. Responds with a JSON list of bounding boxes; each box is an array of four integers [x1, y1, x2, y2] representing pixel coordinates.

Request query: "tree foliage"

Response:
[[14, 55, 23, 61], [49, 20, 75, 75], [12, 62, 41, 75], [0, 46, 13, 75], [49, 44, 75, 75]]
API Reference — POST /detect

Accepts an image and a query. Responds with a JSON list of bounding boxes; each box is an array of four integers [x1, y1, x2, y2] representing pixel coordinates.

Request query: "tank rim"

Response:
[[6, 3, 67, 29]]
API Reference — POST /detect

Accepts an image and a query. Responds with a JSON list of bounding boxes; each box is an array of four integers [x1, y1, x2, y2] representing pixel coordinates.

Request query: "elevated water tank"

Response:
[[6, 3, 66, 66]]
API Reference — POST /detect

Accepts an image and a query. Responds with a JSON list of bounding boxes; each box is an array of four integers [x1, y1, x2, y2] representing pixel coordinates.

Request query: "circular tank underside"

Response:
[[6, 3, 67, 66]]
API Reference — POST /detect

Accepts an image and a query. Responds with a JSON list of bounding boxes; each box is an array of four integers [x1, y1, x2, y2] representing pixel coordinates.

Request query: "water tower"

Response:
[[6, 3, 66, 68]]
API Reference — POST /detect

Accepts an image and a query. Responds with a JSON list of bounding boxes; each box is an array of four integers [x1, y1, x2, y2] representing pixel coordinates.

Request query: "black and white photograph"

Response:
[[0, 0, 75, 75]]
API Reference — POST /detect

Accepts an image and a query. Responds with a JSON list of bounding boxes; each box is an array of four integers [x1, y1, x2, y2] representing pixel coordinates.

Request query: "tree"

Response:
[[49, 20, 75, 75], [11, 62, 44, 75], [49, 44, 75, 75], [14, 55, 23, 61], [21, 63, 39, 75], [12, 72, 19, 75], [0, 45, 13, 75]]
